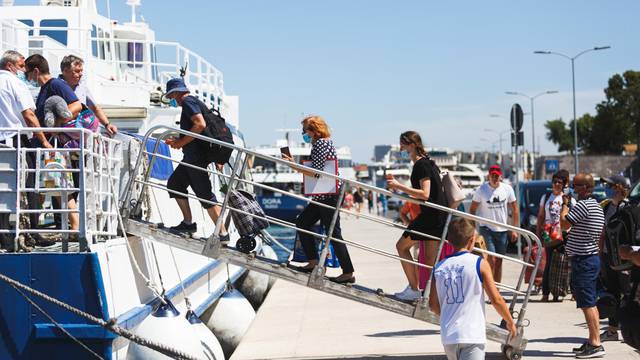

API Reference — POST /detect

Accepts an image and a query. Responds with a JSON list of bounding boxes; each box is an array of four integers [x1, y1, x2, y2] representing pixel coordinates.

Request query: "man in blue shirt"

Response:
[[163, 78, 229, 242], [24, 54, 81, 232], [24, 54, 81, 131]]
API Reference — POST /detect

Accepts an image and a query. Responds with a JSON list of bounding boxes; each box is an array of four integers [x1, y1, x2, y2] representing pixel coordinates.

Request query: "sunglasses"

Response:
[[571, 183, 588, 189], [552, 179, 564, 185]]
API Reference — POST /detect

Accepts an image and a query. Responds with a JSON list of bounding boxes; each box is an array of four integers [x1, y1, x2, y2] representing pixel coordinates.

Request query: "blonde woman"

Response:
[[283, 116, 355, 283]]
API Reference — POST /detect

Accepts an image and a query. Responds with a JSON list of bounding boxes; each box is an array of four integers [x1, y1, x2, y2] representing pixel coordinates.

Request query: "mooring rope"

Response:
[[0, 272, 203, 360]]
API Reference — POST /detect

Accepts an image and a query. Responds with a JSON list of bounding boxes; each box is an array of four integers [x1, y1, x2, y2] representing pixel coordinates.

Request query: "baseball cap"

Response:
[[489, 165, 502, 176], [602, 174, 630, 189]]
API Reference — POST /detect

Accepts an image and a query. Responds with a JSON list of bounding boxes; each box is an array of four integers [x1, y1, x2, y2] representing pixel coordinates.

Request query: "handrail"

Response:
[[124, 125, 542, 330]]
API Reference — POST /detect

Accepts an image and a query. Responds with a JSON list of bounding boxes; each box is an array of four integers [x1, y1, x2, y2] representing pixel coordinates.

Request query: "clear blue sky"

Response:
[[105, 0, 639, 162]]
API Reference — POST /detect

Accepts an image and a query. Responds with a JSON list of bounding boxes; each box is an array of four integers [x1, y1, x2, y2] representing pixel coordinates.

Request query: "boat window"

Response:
[[105, 32, 111, 59], [98, 28, 105, 59], [39, 19, 68, 46], [127, 42, 143, 68], [18, 19, 34, 36], [91, 25, 98, 57]]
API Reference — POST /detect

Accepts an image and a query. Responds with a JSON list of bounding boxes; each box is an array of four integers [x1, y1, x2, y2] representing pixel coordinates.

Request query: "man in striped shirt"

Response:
[[560, 173, 606, 358]]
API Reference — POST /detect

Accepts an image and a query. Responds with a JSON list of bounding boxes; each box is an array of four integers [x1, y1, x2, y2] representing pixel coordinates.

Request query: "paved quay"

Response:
[[232, 215, 640, 360]]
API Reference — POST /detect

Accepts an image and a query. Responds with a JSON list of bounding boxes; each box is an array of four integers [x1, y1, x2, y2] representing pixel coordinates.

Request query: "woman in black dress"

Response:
[[282, 115, 355, 283], [386, 131, 447, 301]]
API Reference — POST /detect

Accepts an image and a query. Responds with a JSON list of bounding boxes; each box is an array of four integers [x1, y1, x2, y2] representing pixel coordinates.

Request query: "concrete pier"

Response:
[[232, 216, 640, 359]]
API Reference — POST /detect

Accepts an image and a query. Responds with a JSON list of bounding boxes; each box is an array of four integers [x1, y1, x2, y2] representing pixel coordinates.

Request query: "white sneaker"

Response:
[[394, 286, 422, 301]]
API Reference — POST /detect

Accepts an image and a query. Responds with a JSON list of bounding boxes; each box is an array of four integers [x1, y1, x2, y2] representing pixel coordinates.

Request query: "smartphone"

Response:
[[280, 146, 291, 158]]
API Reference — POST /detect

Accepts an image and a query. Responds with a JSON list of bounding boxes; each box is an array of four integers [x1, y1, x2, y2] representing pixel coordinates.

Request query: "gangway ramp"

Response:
[[123, 125, 540, 359], [125, 219, 518, 354]]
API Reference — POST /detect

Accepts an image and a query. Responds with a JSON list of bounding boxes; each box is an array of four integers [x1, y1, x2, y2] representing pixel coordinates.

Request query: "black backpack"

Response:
[[194, 99, 234, 165], [605, 203, 640, 271]]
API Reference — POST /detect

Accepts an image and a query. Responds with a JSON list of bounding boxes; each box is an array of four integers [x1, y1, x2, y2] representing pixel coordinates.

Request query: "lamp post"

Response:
[[504, 90, 558, 179], [534, 46, 611, 175]]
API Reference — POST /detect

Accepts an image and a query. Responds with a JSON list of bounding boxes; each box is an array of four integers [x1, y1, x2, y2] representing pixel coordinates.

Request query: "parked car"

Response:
[[518, 180, 612, 234]]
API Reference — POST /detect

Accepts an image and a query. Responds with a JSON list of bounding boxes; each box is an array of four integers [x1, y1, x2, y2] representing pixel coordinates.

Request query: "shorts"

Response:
[[167, 162, 217, 209], [570, 254, 600, 309], [402, 215, 444, 241], [443, 343, 485, 360], [478, 227, 508, 255]]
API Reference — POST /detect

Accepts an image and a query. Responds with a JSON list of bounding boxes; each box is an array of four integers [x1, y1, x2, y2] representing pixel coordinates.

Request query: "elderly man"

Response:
[[560, 173, 606, 358], [469, 164, 519, 283], [0, 50, 52, 246], [59, 55, 117, 135]]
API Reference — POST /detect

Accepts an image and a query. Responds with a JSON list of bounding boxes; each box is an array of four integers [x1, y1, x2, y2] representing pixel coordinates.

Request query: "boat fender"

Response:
[[126, 299, 203, 360], [237, 270, 269, 309], [201, 289, 256, 359], [186, 310, 226, 360]]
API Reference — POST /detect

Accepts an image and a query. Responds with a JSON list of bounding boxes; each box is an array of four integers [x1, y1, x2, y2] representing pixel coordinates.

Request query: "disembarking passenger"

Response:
[[387, 131, 447, 301], [283, 115, 355, 284], [162, 78, 229, 242], [0, 50, 52, 248], [59, 55, 118, 136], [429, 218, 516, 360], [25, 54, 81, 232]]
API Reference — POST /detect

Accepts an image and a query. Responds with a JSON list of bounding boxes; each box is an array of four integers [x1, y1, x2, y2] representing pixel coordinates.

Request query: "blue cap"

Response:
[[165, 78, 189, 96]]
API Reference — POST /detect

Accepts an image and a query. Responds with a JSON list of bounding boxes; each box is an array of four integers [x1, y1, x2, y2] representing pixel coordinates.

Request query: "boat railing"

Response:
[[0, 127, 122, 252], [0, 20, 224, 109], [122, 125, 542, 355]]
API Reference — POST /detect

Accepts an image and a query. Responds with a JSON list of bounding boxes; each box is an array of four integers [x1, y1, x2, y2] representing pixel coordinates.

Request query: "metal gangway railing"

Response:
[[122, 125, 541, 360], [0, 128, 122, 252]]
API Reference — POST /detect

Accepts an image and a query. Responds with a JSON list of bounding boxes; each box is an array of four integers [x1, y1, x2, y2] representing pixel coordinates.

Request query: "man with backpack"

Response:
[[598, 175, 631, 343], [163, 78, 232, 242]]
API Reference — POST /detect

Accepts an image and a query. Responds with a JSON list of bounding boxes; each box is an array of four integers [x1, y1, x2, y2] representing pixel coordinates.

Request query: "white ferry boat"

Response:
[[0, 1, 268, 359], [251, 135, 355, 221]]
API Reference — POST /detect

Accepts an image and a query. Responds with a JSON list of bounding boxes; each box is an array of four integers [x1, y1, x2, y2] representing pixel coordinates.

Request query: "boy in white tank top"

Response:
[[429, 218, 517, 360]]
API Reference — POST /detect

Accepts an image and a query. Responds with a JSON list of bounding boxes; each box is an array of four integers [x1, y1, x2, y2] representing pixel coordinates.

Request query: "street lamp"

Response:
[[534, 46, 611, 174], [505, 90, 558, 179]]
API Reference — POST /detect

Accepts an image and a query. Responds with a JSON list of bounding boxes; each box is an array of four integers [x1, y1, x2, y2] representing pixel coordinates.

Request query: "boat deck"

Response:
[[232, 216, 640, 360]]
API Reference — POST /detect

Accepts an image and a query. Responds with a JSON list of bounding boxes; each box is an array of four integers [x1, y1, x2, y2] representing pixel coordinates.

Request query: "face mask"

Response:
[[16, 70, 26, 82], [169, 98, 178, 108], [302, 133, 312, 144], [400, 150, 409, 158]]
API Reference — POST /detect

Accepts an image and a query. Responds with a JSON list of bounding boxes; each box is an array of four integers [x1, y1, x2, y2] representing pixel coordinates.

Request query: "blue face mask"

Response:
[[169, 98, 178, 108], [302, 133, 312, 144], [16, 71, 26, 82], [400, 150, 409, 158]]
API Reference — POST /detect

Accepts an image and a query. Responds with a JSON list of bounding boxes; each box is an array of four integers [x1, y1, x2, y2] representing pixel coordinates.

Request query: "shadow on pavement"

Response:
[[365, 329, 439, 338]]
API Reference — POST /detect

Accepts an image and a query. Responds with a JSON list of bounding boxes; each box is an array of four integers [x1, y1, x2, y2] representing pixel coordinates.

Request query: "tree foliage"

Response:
[[545, 70, 640, 155]]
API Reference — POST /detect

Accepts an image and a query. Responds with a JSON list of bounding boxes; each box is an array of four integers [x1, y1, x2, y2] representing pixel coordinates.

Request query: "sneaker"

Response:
[[394, 286, 422, 301], [575, 343, 605, 358], [599, 329, 619, 342], [573, 342, 587, 354], [169, 222, 197, 235], [219, 233, 230, 244]]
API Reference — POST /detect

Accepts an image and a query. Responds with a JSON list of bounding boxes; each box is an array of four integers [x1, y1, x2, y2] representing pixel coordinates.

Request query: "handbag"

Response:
[[441, 170, 465, 209]]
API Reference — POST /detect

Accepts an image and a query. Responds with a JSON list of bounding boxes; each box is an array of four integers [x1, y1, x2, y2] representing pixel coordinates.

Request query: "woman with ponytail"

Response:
[[386, 131, 447, 301]]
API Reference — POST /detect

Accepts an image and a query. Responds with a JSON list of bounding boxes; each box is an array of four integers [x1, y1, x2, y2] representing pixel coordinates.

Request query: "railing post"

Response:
[[421, 213, 453, 303], [126, 132, 166, 219], [202, 153, 245, 258], [14, 133, 22, 251], [77, 130, 88, 252], [311, 185, 347, 285]]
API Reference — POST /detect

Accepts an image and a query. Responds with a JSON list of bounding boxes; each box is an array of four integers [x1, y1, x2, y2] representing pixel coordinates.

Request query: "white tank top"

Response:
[[434, 251, 486, 345]]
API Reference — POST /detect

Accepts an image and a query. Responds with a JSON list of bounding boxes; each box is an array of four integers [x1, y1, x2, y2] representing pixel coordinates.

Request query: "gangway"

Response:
[[122, 126, 542, 360]]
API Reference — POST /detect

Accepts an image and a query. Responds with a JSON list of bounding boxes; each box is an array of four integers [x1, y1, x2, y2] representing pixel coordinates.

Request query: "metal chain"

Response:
[[0, 272, 202, 360]]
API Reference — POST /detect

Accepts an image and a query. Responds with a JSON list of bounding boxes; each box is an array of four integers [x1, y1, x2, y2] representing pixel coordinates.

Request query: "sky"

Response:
[[102, 0, 639, 162]]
